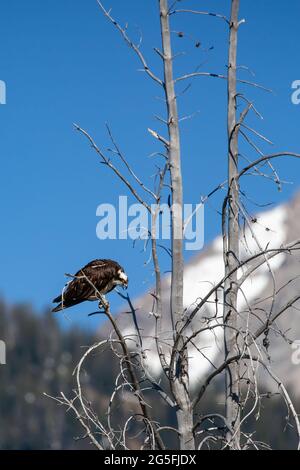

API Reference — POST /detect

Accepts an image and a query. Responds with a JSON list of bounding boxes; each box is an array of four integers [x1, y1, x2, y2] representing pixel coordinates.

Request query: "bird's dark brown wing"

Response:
[[79, 259, 123, 276], [55, 275, 95, 310], [83, 259, 125, 288]]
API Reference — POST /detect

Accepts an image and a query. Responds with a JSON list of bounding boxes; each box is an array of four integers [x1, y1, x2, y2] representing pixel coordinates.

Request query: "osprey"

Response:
[[52, 259, 128, 312]]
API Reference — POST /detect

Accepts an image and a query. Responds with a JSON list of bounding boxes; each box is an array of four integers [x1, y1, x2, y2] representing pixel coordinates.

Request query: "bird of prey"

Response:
[[52, 259, 128, 312]]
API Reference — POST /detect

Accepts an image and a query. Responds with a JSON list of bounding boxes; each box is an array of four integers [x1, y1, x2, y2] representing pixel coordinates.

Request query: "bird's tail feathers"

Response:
[[52, 293, 63, 312], [52, 303, 63, 313]]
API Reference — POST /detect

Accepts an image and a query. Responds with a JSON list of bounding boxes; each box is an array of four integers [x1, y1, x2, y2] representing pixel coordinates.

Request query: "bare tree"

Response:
[[47, 0, 300, 450], [223, 0, 241, 449], [159, 0, 194, 450]]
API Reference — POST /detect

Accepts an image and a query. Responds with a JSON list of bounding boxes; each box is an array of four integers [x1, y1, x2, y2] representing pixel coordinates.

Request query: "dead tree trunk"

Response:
[[159, 0, 194, 450], [223, 0, 241, 450]]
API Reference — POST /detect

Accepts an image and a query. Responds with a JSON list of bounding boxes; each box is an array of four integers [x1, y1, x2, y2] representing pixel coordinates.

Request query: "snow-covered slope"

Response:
[[101, 192, 300, 396]]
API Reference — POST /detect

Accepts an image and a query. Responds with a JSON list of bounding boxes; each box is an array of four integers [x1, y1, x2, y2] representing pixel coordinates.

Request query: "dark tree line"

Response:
[[0, 301, 121, 449], [0, 300, 297, 449]]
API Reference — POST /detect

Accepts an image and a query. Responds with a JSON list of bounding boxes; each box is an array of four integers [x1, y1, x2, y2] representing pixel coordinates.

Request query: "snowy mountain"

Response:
[[101, 192, 300, 397]]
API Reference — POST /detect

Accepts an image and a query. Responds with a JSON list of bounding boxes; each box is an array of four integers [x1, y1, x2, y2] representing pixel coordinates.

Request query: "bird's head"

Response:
[[117, 269, 128, 289]]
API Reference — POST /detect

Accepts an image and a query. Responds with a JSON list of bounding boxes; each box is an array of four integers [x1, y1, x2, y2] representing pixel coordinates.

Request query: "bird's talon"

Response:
[[98, 299, 109, 311]]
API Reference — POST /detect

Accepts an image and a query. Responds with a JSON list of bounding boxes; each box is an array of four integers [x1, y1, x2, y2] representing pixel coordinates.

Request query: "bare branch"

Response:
[[106, 124, 158, 201], [170, 9, 230, 25], [74, 123, 151, 212], [96, 1, 163, 87], [239, 152, 300, 178]]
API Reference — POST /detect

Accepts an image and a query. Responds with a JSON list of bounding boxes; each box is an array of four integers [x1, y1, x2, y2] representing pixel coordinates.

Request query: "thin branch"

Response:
[[106, 124, 158, 200], [170, 9, 230, 25], [74, 123, 151, 212], [96, 1, 163, 87]]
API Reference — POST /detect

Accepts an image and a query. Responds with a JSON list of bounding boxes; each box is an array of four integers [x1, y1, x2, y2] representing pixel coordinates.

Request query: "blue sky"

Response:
[[0, 0, 299, 329]]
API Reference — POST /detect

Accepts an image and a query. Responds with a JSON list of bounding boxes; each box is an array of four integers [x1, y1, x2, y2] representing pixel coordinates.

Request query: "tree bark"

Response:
[[159, 0, 194, 450], [223, 0, 241, 450]]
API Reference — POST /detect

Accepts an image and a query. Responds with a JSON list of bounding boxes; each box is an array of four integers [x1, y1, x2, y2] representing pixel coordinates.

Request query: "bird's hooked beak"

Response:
[[118, 270, 128, 290]]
